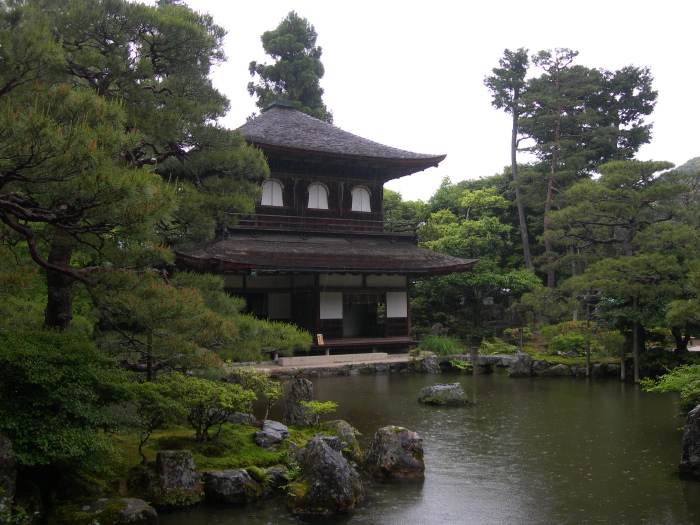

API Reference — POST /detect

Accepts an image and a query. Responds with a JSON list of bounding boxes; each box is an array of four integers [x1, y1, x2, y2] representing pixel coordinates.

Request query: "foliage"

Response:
[[383, 189, 429, 224], [227, 368, 284, 420], [516, 49, 657, 286], [0, 0, 268, 330], [449, 359, 473, 372], [540, 321, 625, 357], [166, 374, 256, 443], [248, 11, 332, 122], [155, 425, 283, 471], [125, 381, 186, 466], [640, 365, 700, 415], [415, 180, 540, 335], [0, 330, 131, 471], [419, 334, 464, 356], [299, 401, 338, 425], [503, 327, 534, 340], [478, 338, 519, 355]]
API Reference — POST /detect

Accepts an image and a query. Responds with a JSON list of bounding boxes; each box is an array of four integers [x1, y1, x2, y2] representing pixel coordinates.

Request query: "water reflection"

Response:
[[160, 371, 700, 524]]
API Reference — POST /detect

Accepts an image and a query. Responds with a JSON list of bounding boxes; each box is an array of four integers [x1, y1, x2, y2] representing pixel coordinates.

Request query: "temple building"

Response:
[[176, 101, 476, 354]]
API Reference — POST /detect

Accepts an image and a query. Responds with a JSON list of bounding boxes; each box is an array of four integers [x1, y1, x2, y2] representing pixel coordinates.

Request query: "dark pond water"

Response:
[[160, 370, 700, 524]]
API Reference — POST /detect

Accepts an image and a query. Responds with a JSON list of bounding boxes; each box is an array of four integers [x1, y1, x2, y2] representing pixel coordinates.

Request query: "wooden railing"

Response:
[[227, 213, 419, 235]]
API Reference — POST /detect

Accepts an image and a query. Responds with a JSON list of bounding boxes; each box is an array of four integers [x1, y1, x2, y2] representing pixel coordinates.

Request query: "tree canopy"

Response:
[[247, 11, 333, 123]]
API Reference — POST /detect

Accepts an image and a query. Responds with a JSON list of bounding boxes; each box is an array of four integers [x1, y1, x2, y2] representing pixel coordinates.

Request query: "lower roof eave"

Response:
[[176, 253, 477, 277]]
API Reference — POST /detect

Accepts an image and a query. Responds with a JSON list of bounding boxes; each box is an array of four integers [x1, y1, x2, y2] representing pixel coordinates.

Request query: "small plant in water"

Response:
[[449, 358, 473, 372]]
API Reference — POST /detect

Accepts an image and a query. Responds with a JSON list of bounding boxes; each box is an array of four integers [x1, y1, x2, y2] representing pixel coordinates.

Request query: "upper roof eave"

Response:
[[238, 104, 446, 178]]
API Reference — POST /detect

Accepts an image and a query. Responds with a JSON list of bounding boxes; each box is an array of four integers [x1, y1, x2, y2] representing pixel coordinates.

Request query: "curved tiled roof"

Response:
[[177, 232, 476, 276], [238, 102, 446, 180]]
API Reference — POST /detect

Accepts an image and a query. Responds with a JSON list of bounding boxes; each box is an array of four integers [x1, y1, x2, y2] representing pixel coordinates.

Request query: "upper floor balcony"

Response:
[[227, 213, 419, 237]]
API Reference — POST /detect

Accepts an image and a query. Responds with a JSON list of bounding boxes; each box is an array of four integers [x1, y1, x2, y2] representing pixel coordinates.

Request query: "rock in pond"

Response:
[[418, 382, 468, 406], [322, 420, 363, 466], [203, 470, 262, 504], [680, 404, 700, 479], [286, 436, 364, 516], [410, 355, 441, 373], [283, 379, 314, 426], [363, 426, 425, 480], [509, 353, 532, 377], [50, 498, 157, 525]]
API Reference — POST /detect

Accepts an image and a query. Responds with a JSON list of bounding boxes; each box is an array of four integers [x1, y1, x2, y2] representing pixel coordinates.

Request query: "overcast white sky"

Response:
[[184, 0, 699, 202]]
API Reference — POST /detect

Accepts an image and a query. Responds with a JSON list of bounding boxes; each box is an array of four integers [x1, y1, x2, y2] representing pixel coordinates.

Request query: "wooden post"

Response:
[[620, 342, 626, 382], [585, 300, 591, 378], [470, 346, 478, 405]]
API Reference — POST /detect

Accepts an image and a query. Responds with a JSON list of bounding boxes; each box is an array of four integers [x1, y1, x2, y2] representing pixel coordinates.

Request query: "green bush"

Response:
[[540, 321, 624, 357], [640, 364, 700, 415], [0, 330, 131, 471], [166, 375, 256, 443], [418, 334, 463, 356], [548, 333, 586, 355], [478, 338, 518, 355]]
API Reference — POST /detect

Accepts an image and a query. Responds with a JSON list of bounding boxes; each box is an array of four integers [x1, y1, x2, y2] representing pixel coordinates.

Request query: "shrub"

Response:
[[640, 364, 700, 415], [0, 330, 131, 471], [478, 338, 518, 355], [299, 401, 338, 425], [166, 375, 256, 443], [419, 334, 463, 356], [540, 321, 624, 357]]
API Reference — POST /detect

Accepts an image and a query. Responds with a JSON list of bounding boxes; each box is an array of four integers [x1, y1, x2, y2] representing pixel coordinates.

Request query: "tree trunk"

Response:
[[633, 296, 640, 383], [510, 109, 533, 271], [620, 341, 626, 382], [671, 328, 690, 355], [43, 244, 75, 330]]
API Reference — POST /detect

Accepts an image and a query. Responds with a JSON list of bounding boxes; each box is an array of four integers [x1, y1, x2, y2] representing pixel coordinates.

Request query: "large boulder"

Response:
[[203, 470, 262, 504], [531, 359, 553, 376], [0, 435, 17, 508], [680, 404, 700, 478], [363, 426, 425, 480], [286, 437, 364, 516], [49, 498, 157, 525], [283, 379, 314, 426], [542, 364, 573, 377], [418, 383, 468, 406], [227, 412, 257, 425], [146, 450, 204, 509], [509, 354, 532, 377], [253, 420, 290, 450], [265, 465, 290, 490], [323, 420, 363, 466], [410, 355, 441, 374]]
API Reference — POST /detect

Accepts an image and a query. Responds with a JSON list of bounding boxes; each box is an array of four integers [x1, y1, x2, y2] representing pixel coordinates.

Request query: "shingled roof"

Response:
[[177, 233, 476, 276], [238, 102, 446, 180]]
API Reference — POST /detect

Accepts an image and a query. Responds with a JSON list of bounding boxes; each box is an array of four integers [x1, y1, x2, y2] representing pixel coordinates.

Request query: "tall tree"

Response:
[[551, 160, 697, 380], [248, 11, 333, 123], [0, 0, 268, 329], [485, 48, 534, 271], [519, 49, 657, 287]]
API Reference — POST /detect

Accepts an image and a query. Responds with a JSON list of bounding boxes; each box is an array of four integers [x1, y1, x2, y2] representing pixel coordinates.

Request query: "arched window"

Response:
[[260, 179, 283, 207], [307, 182, 329, 209], [351, 186, 371, 212]]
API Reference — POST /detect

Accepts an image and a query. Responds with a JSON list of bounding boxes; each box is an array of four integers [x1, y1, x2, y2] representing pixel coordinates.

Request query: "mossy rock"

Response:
[[48, 498, 157, 525]]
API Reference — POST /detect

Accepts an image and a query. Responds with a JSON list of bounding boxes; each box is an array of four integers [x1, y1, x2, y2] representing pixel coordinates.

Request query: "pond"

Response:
[[160, 370, 700, 524]]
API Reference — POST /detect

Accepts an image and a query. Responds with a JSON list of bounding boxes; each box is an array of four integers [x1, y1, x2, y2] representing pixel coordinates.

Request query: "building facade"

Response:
[[176, 101, 475, 354]]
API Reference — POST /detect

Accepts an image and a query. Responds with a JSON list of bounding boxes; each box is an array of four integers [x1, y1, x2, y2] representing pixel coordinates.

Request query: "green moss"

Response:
[[153, 489, 204, 508], [48, 501, 128, 525]]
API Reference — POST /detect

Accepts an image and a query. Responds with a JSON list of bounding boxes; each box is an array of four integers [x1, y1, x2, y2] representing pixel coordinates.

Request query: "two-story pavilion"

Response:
[[176, 101, 476, 354]]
